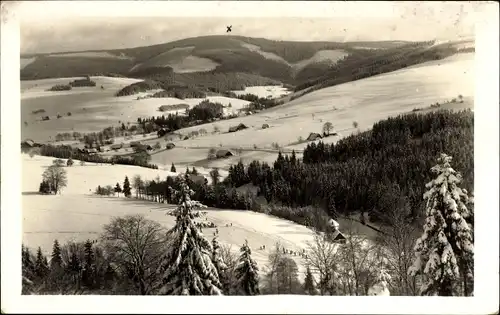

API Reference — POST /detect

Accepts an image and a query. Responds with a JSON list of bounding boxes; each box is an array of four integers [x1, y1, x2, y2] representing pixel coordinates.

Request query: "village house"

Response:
[[216, 149, 235, 159], [307, 132, 323, 141], [21, 139, 42, 153], [228, 123, 248, 133], [110, 143, 123, 150]]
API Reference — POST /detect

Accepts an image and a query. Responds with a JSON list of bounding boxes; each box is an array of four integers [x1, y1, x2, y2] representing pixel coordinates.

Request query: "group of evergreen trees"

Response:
[[95, 177, 131, 197], [31, 145, 159, 170], [23, 177, 261, 296], [24, 151, 474, 296], [22, 240, 115, 294], [120, 172, 254, 210], [222, 109, 473, 225]]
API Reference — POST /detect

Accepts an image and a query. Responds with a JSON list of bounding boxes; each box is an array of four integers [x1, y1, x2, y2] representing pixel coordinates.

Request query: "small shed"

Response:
[[157, 129, 168, 138], [110, 143, 123, 150], [21, 139, 35, 151], [166, 143, 176, 150], [216, 149, 235, 159], [262, 123, 270, 129], [331, 230, 347, 244], [307, 132, 323, 141], [228, 123, 248, 133], [130, 141, 141, 147]]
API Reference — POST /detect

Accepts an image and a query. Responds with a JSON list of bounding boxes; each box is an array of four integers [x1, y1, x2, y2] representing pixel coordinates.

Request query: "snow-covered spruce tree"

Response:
[[409, 153, 474, 296], [212, 237, 230, 293], [156, 178, 222, 295], [234, 240, 260, 295]]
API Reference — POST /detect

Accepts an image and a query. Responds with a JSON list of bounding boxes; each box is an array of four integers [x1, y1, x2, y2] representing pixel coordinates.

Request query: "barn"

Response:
[[216, 149, 235, 159], [21, 139, 36, 152], [157, 129, 168, 138], [307, 132, 323, 141], [228, 123, 248, 133], [331, 230, 347, 244], [110, 143, 123, 150]]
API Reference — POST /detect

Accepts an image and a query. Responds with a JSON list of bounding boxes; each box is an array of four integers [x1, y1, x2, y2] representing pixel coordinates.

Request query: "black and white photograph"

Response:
[[1, 1, 498, 314]]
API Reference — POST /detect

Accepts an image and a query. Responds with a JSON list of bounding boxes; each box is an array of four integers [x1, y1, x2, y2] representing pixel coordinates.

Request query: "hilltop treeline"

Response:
[[221, 109, 474, 225], [115, 80, 164, 96], [293, 42, 462, 96], [223, 92, 285, 111], [136, 100, 228, 133], [30, 144, 159, 169], [118, 72, 282, 97]]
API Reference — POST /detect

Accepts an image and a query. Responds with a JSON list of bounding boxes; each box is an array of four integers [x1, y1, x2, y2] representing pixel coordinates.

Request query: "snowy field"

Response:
[[143, 52, 474, 170], [231, 85, 292, 99], [22, 155, 317, 279], [21, 76, 249, 142], [131, 46, 220, 73]]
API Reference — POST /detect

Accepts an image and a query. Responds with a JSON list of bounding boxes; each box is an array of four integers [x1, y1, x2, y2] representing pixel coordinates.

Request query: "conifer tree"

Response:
[[67, 251, 82, 287], [409, 153, 474, 296], [171, 163, 176, 173], [212, 237, 230, 293], [303, 266, 317, 295], [35, 247, 50, 281], [82, 240, 96, 289], [123, 176, 131, 197], [50, 240, 63, 270], [156, 178, 222, 295], [22, 245, 36, 281], [234, 240, 260, 295], [114, 182, 122, 197]]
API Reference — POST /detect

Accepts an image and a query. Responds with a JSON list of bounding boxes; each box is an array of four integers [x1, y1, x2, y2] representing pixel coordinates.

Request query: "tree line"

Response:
[[293, 42, 461, 96], [24, 153, 474, 296], [30, 145, 158, 170], [221, 109, 473, 225]]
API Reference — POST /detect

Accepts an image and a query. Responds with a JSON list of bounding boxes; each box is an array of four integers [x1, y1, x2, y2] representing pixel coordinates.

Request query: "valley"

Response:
[[19, 34, 476, 297]]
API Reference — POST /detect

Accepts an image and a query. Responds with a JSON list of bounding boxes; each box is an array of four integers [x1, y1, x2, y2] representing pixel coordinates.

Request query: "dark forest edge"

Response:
[[21, 37, 473, 101], [29, 109, 474, 232], [24, 142, 475, 296]]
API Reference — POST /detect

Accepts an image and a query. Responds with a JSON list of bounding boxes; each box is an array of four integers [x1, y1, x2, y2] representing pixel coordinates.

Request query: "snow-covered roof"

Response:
[[329, 218, 340, 230]]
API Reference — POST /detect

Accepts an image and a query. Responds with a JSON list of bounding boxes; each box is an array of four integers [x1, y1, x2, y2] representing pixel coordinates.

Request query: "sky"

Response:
[[14, 1, 479, 55]]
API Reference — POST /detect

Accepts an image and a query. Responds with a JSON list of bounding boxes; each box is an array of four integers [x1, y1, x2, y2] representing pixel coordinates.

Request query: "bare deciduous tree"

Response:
[[132, 175, 143, 199], [322, 122, 334, 135], [100, 215, 167, 295], [374, 201, 420, 296], [335, 220, 384, 296], [305, 233, 339, 295], [42, 164, 68, 194], [218, 244, 239, 295]]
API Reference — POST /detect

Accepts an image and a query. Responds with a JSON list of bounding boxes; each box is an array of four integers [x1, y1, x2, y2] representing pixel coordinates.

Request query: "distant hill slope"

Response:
[[21, 35, 474, 95]]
